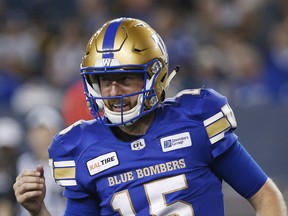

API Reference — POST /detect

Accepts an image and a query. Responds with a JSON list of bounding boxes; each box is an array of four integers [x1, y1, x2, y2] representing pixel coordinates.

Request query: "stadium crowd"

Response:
[[0, 0, 287, 215]]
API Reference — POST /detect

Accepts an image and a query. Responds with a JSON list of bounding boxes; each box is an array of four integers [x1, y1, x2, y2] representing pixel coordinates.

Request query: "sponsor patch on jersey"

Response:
[[87, 152, 119, 176], [160, 132, 192, 152], [131, 138, 146, 150]]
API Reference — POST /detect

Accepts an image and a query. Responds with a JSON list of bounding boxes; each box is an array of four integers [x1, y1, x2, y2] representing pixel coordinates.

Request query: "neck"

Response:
[[119, 112, 155, 136]]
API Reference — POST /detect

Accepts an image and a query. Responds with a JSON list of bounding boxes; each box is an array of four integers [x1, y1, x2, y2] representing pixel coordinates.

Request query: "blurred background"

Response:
[[0, 0, 287, 215]]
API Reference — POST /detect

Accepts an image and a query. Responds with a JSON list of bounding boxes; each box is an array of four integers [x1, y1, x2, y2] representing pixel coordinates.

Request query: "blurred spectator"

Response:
[[61, 80, 93, 126], [77, 0, 109, 37], [112, 0, 155, 22], [218, 35, 271, 107], [193, 44, 228, 92], [0, 11, 40, 78], [0, 117, 23, 216], [263, 20, 288, 103], [16, 106, 66, 216], [10, 80, 63, 116], [0, 69, 23, 109], [43, 19, 86, 87], [0, 11, 40, 109]]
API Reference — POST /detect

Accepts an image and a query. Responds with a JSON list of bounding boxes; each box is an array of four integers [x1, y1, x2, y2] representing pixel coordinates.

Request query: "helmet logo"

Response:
[[149, 96, 158, 107], [151, 60, 162, 74], [95, 59, 120, 67], [102, 58, 113, 66]]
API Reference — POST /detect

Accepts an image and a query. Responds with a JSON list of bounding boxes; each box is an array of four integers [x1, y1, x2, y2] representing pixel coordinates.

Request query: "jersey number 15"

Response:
[[111, 174, 194, 216]]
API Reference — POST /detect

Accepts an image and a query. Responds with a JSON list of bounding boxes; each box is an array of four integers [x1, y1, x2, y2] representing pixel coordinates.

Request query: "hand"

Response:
[[13, 165, 47, 216]]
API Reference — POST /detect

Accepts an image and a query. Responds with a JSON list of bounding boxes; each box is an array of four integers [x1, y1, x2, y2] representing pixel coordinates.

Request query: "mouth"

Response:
[[110, 103, 129, 112]]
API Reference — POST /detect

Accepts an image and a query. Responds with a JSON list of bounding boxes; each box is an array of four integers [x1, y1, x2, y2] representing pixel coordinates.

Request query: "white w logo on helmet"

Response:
[[95, 59, 120, 67], [102, 58, 112, 66]]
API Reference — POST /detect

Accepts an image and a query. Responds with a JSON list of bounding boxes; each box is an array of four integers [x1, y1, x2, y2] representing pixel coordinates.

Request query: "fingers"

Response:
[[15, 170, 41, 182], [14, 176, 44, 193], [36, 164, 45, 178], [14, 175, 44, 196], [16, 187, 44, 204], [14, 168, 45, 204]]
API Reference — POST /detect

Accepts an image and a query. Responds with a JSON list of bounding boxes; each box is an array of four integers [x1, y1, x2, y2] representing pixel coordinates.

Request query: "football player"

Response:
[[14, 17, 287, 216]]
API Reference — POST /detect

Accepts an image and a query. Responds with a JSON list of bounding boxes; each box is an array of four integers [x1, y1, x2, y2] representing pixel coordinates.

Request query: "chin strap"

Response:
[[165, 65, 180, 89]]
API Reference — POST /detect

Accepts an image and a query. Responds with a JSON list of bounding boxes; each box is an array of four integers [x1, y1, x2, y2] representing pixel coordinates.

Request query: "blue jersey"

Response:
[[49, 88, 267, 216]]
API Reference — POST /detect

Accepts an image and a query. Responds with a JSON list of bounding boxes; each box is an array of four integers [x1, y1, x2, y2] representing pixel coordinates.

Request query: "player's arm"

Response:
[[13, 165, 51, 216], [249, 178, 287, 216], [201, 89, 287, 215], [212, 142, 287, 215]]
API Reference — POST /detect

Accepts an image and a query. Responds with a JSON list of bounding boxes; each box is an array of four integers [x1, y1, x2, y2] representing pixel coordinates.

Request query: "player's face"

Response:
[[99, 73, 144, 112]]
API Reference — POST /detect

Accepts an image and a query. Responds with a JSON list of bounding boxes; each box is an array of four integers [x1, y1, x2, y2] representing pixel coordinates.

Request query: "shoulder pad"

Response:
[[48, 120, 98, 187], [201, 89, 237, 144]]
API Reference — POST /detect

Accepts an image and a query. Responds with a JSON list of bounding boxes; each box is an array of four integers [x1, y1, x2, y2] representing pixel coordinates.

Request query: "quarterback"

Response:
[[14, 17, 287, 216]]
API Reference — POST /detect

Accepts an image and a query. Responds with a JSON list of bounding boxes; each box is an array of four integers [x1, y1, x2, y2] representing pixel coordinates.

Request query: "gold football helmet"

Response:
[[80, 17, 177, 125]]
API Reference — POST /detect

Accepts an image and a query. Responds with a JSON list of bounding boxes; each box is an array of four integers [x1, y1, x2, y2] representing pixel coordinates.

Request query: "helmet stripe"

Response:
[[102, 18, 124, 59]]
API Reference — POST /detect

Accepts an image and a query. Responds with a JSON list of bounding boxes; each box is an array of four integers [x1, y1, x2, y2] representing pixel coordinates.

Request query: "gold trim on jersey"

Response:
[[203, 105, 233, 144], [54, 167, 76, 179], [49, 159, 77, 186], [206, 117, 230, 138]]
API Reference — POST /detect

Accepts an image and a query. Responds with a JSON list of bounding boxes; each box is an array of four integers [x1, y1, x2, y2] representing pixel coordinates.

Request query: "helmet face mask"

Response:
[[80, 17, 171, 126]]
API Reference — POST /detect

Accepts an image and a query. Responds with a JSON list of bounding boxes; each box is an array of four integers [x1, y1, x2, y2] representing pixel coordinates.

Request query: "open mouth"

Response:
[[110, 103, 129, 112]]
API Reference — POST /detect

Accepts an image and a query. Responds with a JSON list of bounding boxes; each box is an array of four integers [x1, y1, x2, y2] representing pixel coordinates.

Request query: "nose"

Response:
[[109, 81, 121, 96]]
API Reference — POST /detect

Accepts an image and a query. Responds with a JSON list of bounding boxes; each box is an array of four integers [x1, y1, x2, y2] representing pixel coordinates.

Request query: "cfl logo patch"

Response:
[[131, 139, 146, 150]]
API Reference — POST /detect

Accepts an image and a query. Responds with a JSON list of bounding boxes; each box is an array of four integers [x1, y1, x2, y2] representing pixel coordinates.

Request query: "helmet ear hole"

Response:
[[161, 73, 167, 82], [160, 90, 165, 102]]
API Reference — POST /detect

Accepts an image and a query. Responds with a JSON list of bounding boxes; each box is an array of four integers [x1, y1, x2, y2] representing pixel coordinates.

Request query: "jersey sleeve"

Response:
[[201, 89, 238, 158], [196, 89, 267, 198], [48, 121, 94, 199], [212, 140, 268, 199], [49, 120, 100, 214]]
